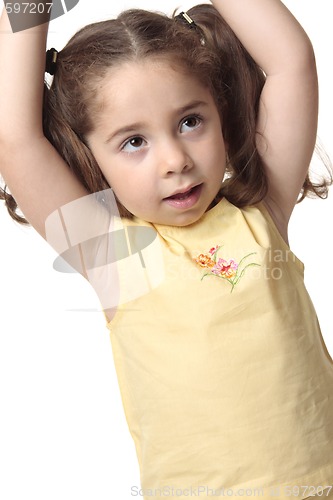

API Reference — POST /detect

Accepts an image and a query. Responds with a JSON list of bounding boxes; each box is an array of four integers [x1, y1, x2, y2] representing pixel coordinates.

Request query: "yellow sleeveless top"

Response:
[[105, 198, 333, 500]]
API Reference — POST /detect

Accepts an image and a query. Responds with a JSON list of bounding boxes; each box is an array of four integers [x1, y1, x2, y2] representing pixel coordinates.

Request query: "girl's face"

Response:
[[87, 59, 227, 226]]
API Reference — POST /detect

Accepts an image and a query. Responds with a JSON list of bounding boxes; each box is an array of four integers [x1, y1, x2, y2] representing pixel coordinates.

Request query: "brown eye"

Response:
[[181, 115, 202, 132], [129, 137, 143, 147], [122, 136, 146, 153]]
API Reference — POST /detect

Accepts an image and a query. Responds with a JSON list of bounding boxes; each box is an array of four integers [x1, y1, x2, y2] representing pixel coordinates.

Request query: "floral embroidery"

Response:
[[212, 258, 238, 279], [193, 244, 260, 292], [209, 245, 220, 256], [195, 253, 215, 268]]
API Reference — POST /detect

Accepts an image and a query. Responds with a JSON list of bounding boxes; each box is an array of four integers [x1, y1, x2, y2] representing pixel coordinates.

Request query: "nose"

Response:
[[158, 139, 193, 176]]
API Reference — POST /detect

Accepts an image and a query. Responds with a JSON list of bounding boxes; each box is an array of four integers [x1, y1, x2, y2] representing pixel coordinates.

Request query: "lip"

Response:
[[164, 183, 201, 199], [163, 183, 203, 210]]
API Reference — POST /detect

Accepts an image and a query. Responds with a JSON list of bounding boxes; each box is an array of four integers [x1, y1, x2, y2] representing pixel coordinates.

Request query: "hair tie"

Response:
[[175, 11, 198, 29], [45, 48, 58, 75], [175, 11, 205, 45]]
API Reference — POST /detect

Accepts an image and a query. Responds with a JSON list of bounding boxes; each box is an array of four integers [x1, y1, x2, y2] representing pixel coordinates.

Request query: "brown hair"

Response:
[[1, 4, 331, 224]]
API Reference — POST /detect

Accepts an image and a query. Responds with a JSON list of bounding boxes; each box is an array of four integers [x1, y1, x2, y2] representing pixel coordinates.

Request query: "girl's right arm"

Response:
[[0, 3, 89, 239]]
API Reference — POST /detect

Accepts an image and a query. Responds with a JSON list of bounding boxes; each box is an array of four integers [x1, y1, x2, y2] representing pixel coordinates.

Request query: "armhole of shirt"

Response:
[[256, 201, 305, 274]]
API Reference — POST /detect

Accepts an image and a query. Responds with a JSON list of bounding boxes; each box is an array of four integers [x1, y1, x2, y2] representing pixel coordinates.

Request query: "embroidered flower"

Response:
[[212, 258, 238, 279], [194, 253, 215, 268], [209, 245, 220, 256], [193, 245, 260, 292]]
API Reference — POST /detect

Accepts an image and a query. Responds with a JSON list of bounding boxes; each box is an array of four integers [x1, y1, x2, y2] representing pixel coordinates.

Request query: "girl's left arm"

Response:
[[211, 0, 318, 237]]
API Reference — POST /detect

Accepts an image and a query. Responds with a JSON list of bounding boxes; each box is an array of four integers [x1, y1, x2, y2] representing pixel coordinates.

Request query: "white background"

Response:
[[0, 1, 332, 499]]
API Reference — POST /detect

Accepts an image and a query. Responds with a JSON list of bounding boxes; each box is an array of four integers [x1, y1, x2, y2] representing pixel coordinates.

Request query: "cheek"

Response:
[[106, 169, 147, 207], [106, 174, 128, 198], [205, 135, 226, 166]]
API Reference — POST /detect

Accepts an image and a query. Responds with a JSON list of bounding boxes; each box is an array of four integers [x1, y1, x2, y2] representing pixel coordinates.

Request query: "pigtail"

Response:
[[187, 4, 332, 205], [297, 143, 333, 202], [186, 4, 267, 207], [43, 74, 106, 193], [0, 183, 29, 224], [43, 68, 133, 218]]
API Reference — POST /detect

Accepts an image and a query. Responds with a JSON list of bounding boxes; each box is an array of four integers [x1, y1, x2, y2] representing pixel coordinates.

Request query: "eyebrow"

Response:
[[104, 100, 208, 144]]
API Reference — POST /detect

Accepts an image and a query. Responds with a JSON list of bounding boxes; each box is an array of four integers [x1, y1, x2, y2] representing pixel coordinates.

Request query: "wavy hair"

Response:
[[1, 4, 331, 223]]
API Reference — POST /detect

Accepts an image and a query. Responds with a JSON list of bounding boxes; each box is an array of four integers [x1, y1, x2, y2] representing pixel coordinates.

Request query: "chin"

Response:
[[169, 210, 205, 227]]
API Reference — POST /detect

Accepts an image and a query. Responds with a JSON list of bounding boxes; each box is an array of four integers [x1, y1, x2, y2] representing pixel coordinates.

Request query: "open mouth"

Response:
[[163, 184, 203, 209], [165, 185, 199, 201]]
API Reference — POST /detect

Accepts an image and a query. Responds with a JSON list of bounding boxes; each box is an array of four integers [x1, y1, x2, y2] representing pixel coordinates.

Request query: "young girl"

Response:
[[0, 1, 332, 499]]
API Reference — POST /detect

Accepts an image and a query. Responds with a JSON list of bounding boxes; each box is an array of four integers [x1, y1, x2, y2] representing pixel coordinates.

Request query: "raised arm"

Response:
[[0, 2, 89, 238], [211, 0, 318, 237]]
